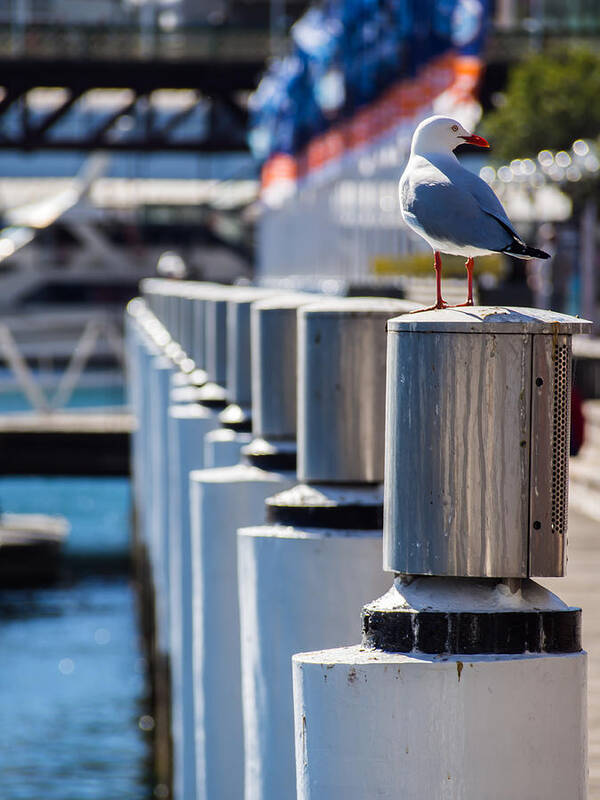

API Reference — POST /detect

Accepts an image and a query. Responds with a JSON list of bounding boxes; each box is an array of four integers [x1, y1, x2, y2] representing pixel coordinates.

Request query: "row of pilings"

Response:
[[126, 277, 589, 800]]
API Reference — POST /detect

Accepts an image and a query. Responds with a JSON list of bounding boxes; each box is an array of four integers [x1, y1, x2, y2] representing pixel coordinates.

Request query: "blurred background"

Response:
[[0, 1, 598, 798]]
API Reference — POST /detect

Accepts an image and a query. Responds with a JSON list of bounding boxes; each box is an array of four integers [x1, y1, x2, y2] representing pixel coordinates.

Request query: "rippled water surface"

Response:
[[0, 474, 153, 799]]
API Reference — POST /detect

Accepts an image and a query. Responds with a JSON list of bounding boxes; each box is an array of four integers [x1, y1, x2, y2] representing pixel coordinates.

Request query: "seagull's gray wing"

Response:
[[439, 156, 522, 238], [401, 159, 514, 252]]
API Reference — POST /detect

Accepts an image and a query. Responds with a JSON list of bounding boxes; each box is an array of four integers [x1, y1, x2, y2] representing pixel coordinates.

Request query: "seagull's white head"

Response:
[[410, 115, 490, 157]]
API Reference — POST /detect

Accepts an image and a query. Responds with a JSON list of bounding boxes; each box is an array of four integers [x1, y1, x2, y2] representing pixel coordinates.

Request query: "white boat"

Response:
[[0, 513, 70, 585]]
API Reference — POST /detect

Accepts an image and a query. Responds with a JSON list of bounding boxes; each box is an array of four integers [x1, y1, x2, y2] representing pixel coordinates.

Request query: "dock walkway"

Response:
[[543, 509, 600, 797], [0, 411, 133, 475]]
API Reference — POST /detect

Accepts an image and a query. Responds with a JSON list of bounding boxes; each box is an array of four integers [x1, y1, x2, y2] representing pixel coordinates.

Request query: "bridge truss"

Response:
[[0, 25, 281, 152]]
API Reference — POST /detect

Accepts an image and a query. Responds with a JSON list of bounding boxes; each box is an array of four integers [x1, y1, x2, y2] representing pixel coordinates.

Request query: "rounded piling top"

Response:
[[140, 277, 223, 299], [387, 306, 592, 334], [141, 278, 276, 302], [251, 292, 316, 312], [300, 296, 420, 318], [226, 286, 279, 306]]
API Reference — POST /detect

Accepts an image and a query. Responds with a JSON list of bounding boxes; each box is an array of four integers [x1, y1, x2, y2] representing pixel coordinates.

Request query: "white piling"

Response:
[[293, 644, 587, 799], [149, 354, 176, 655], [124, 300, 149, 540], [237, 298, 417, 800], [190, 293, 307, 799], [140, 280, 231, 800], [133, 280, 235, 792], [238, 516, 390, 799], [168, 403, 218, 800], [191, 464, 296, 799], [292, 307, 591, 800], [137, 324, 162, 556], [203, 427, 252, 468]]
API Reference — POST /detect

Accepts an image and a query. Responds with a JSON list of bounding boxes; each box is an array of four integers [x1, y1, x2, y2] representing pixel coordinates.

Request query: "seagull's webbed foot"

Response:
[[411, 300, 448, 313], [448, 299, 474, 308]]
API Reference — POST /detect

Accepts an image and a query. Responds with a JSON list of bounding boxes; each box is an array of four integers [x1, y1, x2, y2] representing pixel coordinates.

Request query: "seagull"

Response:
[[399, 115, 549, 310]]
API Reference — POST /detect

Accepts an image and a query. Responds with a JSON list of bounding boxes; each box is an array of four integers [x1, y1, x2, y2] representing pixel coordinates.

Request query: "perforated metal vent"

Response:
[[551, 345, 571, 535]]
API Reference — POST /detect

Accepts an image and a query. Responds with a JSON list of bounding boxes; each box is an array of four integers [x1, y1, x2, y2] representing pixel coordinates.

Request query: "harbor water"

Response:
[[0, 388, 154, 799]]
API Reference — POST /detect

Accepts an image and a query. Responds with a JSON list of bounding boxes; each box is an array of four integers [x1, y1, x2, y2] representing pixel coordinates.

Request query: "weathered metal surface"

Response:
[[251, 294, 310, 440], [204, 294, 229, 388], [384, 329, 531, 577], [384, 308, 592, 578], [226, 288, 274, 407], [387, 305, 591, 334], [298, 298, 417, 484]]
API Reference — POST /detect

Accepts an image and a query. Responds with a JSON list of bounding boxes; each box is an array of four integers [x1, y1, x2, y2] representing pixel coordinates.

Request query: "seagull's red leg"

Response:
[[435, 251, 447, 308], [452, 257, 475, 307], [411, 250, 447, 312], [453, 258, 473, 308], [466, 257, 474, 305]]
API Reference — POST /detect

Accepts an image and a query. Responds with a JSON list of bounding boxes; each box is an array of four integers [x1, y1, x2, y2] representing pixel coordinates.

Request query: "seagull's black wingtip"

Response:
[[502, 242, 551, 260]]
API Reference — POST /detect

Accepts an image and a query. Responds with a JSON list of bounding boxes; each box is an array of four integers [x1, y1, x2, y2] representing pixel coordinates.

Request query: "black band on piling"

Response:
[[266, 496, 382, 529], [266, 484, 383, 529], [244, 451, 297, 470], [361, 606, 582, 655], [200, 398, 228, 410], [222, 418, 253, 432]]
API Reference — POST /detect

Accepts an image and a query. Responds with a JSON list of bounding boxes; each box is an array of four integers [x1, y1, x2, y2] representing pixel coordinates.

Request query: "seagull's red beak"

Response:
[[459, 133, 490, 148]]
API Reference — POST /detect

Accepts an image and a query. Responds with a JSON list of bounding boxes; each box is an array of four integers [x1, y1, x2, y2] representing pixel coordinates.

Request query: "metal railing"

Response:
[[0, 311, 124, 412]]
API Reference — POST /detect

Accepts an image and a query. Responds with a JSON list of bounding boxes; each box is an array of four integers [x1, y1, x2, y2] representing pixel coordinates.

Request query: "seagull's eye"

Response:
[[451, 125, 458, 132]]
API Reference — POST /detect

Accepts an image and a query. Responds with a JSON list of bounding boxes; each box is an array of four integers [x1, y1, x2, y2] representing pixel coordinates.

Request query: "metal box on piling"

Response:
[[383, 307, 591, 578], [225, 288, 275, 411], [298, 298, 419, 484], [204, 290, 231, 387], [250, 294, 311, 440]]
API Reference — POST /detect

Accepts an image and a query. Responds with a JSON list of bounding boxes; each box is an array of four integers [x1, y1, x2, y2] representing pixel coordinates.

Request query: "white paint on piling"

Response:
[[190, 465, 296, 800], [203, 428, 252, 468], [237, 524, 390, 800], [149, 354, 175, 655], [293, 645, 587, 799], [168, 402, 218, 800]]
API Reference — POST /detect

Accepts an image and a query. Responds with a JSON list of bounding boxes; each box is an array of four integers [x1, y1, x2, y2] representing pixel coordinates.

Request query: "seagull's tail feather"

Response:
[[486, 213, 550, 259], [502, 241, 550, 260]]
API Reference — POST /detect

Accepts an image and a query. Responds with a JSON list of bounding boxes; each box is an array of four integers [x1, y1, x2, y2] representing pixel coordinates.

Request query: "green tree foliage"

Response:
[[483, 47, 600, 160]]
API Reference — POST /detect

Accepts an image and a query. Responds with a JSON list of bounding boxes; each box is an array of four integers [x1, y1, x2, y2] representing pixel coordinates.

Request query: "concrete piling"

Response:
[[167, 402, 217, 800], [165, 283, 243, 799], [189, 293, 307, 799], [237, 297, 417, 800], [127, 293, 175, 788], [129, 279, 235, 795], [201, 288, 273, 469], [127, 281, 591, 800], [292, 307, 592, 800]]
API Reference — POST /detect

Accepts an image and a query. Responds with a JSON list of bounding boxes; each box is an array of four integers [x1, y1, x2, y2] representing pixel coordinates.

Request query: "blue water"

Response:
[[0, 578, 152, 800], [0, 388, 154, 799], [0, 477, 131, 558]]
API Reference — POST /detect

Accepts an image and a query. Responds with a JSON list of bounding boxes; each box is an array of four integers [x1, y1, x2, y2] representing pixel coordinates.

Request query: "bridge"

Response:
[[0, 23, 289, 152]]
